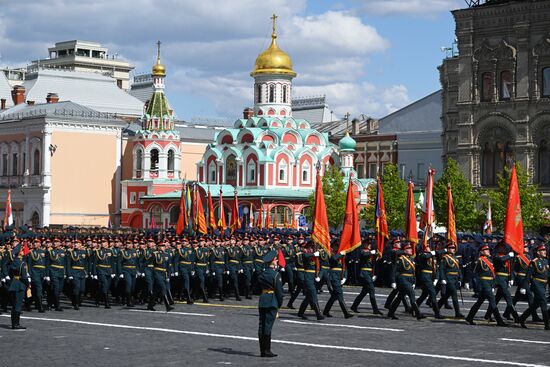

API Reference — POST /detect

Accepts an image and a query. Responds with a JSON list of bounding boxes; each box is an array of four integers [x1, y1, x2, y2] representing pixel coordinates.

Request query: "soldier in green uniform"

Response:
[[258, 250, 283, 358], [120, 240, 139, 307], [8, 243, 29, 330], [281, 236, 296, 294], [67, 240, 88, 310], [351, 239, 383, 315], [387, 243, 424, 320], [92, 239, 115, 309], [194, 238, 210, 303], [148, 241, 175, 312], [226, 238, 242, 301], [0, 243, 7, 313], [286, 242, 305, 309], [465, 244, 507, 326], [176, 239, 195, 304], [240, 236, 255, 299], [315, 247, 331, 294], [519, 244, 549, 330], [47, 238, 66, 311], [210, 240, 227, 301], [510, 245, 541, 322], [28, 239, 48, 312], [297, 244, 324, 320], [322, 245, 353, 318], [415, 245, 445, 319], [437, 242, 464, 318], [143, 239, 156, 304]]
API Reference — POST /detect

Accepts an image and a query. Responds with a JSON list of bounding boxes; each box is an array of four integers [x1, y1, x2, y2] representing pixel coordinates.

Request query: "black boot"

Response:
[[163, 295, 174, 312], [12, 312, 25, 330], [339, 299, 354, 319], [72, 295, 79, 310], [412, 303, 425, 320], [493, 308, 507, 327], [297, 300, 308, 320], [259, 334, 266, 357], [543, 311, 550, 331], [105, 295, 111, 309], [246, 286, 252, 300], [313, 302, 325, 320], [202, 289, 208, 303], [432, 303, 444, 319], [37, 297, 45, 313], [263, 335, 277, 357], [126, 293, 133, 307], [147, 294, 156, 311], [286, 301, 295, 310], [186, 290, 194, 305]]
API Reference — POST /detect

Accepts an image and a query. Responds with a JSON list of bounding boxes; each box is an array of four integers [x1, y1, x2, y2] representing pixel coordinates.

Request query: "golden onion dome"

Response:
[[251, 15, 296, 77], [152, 41, 166, 77]]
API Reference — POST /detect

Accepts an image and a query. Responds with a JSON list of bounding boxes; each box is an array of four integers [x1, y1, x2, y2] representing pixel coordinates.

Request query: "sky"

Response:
[[0, 0, 465, 122]]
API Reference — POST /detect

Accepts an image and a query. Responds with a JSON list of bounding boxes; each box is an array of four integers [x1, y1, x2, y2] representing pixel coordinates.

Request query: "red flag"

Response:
[[3, 189, 13, 230], [257, 204, 263, 229], [207, 188, 216, 232], [311, 170, 331, 253], [447, 184, 457, 246], [290, 211, 296, 229], [277, 248, 286, 268], [195, 189, 208, 235], [504, 165, 528, 263], [405, 180, 418, 254], [338, 178, 361, 254], [230, 191, 241, 233], [374, 178, 389, 254], [420, 167, 435, 251], [265, 205, 271, 229], [218, 189, 226, 230], [273, 207, 278, 228], [175, 184, 186, 235], [22, 241, 30, 256], [483, 201, 493, 235], [250, 203, 254, 228]]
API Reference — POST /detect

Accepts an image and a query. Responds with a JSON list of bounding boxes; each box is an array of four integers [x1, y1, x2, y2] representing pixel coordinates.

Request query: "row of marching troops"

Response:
[[0, 228, 548, 330]]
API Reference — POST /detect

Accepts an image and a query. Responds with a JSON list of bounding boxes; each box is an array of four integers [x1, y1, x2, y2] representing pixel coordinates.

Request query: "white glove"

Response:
[[280, 268, 285, 272], [340, 251, 346, 256], [86, 275, 90, 279], [64, 275, 67, 279], [111, 274, 115, 278], [174, 272, 179, 276], [430, 251, 436, 256], [313, 251, 320, 257], [5, 275, 10, 281], [372, 276, 377, 281], [94, 275, 98, 280], [340, 278, 346, 285], [433, 279, 438, 286], [508, 252, 515, 258], [412, 284, 415, 289], [509, 280, 513, 287], [206, 270, 210, 274], [441, 280, 447, 285], [391, 282, 397, 289], [191, 271, 195, 276], [212, 272, 216, 276], [141, 273, 145, 278], [27, 278, 31, 283], [68, 276, 74, 280], [370, 250, 377, 255], [491, 288, 495, 294], [520, 288, 526, 295], [0, 278, 5, 283], [315, 277, 321, 282], [465, 283, 470, 290], [458, 281, 461, 287], [443, 249, 448, 253], [293, 267, 297, 271], [119, 274, 124, 279], [225, 271, 230, 275], [45, 277, 51, 282], [238, 269, 243, 274]]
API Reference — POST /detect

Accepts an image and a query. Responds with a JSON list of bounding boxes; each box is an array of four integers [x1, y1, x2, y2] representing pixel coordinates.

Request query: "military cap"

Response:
[[263, 250, 277, 263]]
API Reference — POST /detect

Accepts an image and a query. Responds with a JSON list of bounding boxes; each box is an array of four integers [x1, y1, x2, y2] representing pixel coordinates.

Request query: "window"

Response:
[[12, 153, 18, 176], [302, 161, 310, 183], [279, 161, 287, 182], [538, 140, 549, 185], [543, 68, 550, 97], [22, 153, 26, 174], [417, 163, 425, 182], [481, 138, 513, 186], [209, 162, 216, 183], [150, 205, 162, 228], [167, 150, 175, 172], [225, 155, 237, 186], [247, 161, 256, 182], [269, 85, 275, 103], [130, 192, 137, 204], [150, 148, 159, 170], [500, 70, 513, 100], [136, 149, 143, 171], [399, 164, 406, 179], [169, 206, 179, 225], [356, 164, 364, 179], [481, 72, 493, 102], [1, 154, 7, 176], [33, 149, 40, 175], [117, 79, 123, 89], [256, 84, 261, 103], [282, 85, 287, 103], [368, 163, 377, 178]]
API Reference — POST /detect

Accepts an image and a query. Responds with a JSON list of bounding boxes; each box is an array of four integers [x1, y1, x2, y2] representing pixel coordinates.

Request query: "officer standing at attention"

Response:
[[8, 242, 29, 330], [28, 239, 47, 313], [258, 250, 283, 358]]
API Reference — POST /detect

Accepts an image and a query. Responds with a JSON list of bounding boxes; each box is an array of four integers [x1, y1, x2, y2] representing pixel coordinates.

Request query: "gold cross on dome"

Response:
[[271, 13, 278, 35]]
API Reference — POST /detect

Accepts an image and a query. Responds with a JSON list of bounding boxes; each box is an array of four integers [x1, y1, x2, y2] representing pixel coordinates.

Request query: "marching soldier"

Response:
[[28, 239, 48, 312], [415, 244, 445, 319], [194, 239, 210, 303], [176, 239, 195, 304], [120, 240, 139, 307], [519, 244, 549, 330], [351, 239, 383, 315], [226, 238, 242, 301], [93, 239, 115, 309], [8, 242, 30, 330], [281, 236, 296, 294], [240, 236, 255, 299], [297, 243, 324, 320], [67, 240, 88, 310], [286, 242, 305, 309], [47, 238, 66, 311], [322, 245, 353, 318], [148, 241, 174, 312], [510, 245, 542, 322], [437, 242, 464, 318], [210, 240, 227, 301], [257, 250, 283, 358]]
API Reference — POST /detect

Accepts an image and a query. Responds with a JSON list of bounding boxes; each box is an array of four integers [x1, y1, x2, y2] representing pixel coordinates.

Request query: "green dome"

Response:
[[338, 131, 356, 151]]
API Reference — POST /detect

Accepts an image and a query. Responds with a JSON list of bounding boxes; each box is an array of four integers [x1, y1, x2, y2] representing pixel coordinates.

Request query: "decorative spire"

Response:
[[152, 40, 166, 77], [271, 13, 278, 40]]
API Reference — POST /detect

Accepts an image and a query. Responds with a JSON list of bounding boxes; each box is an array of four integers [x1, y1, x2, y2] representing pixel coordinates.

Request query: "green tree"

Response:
[[433, 158, 481, 231], [361, 163, 407, 230], [485, 163, 545, 231], [307, 165, 347, 229]]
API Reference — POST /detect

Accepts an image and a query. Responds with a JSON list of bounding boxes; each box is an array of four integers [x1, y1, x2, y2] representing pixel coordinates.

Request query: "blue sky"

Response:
[[0, 0, 463, 121]]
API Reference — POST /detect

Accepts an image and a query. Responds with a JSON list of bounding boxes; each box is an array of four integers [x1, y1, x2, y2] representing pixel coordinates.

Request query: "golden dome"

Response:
[[152, 40, 166, 77], [251, 15, 296, 77]]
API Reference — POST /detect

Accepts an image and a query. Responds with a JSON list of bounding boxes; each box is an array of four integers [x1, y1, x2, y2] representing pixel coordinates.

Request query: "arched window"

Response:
[[167, 150, 175, 172], [150, 205, 162, 228], [169, 206, 179, 225], [480, 128, 513, 186], [12, 153, 18, 176], [481, 72, 493, 102], [269, 85, 275, 103], [538, 139, 549, 185], [282, 85, 287, 103], [150, 148, 159, 171], [500, 70, 513, 100], [247, 160, 256, 183], [279, 161, 287, 182], [302, 161, 310, 183], [136, 149, 143, 171], [31, 211, 40, 228], [225, 154, 237, 186], [208, 161, 216, 183], [543, 67, 550, 97], [256, 84, 261, 103], [1, 153, 7, 176], [33, 149, 40, 175]]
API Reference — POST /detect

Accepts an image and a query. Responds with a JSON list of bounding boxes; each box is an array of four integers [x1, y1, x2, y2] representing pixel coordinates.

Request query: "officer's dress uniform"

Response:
[[148, 250, 174, 312], [120, 248, 139, 307], [388, 252, 424, 320], [281, 243, 296, 294], [240, 244, 254, 299], [512, 253, 541, 322], [226, 246, 242, 301], [519, 252, 549, 330], [297, 252, 324, 320], [315, 249, 332, 293], [257, 251, 283, 358], [351, 247, 382, 314], [465, 255, 506, 326], [437, 250, 464, 318], [210, 247, 227, 301], [194, 247, 209, 302], [8, 251, 30, 329], [485, 251, 519, 322], [93, 248, 115, 308], [143, 248, 155, 298], [0, 248, 7, 312], [415, 250, 444, 319], [68, 248, 88, 310], [323, 253, 353, 318], [47, 248, 66, 311], [28, 248, 48, 312], [176, 246, 195, 304], [287, 250, 304, 309]]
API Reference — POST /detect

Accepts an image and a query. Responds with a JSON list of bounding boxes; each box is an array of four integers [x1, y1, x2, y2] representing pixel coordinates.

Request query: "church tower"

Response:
[[339, 131, 357, 179], [250, 14, 296, 118]]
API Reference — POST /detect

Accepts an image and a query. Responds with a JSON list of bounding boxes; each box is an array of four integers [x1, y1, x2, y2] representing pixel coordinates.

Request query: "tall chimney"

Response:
[[46, 93, 59, 104], [352, 118, 360, 135], [0, 98, 6, 110], [11, 85, 26, 105], [243, 107, 254, 119]]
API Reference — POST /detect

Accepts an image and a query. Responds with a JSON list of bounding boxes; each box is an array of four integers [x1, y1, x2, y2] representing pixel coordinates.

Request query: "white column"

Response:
[[114, 130, 122, 224], [42, 128, 52, 187], [158, 152, 168, 179], [143, 153, 151, 179], [24, 132, 30, 186]]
